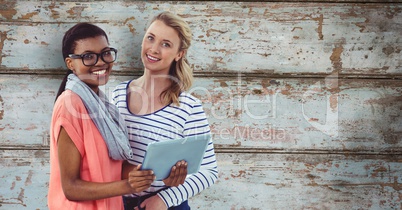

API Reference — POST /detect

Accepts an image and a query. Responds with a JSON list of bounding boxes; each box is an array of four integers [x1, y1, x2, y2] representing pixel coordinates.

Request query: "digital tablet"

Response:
[[141, 134, 211, 180]]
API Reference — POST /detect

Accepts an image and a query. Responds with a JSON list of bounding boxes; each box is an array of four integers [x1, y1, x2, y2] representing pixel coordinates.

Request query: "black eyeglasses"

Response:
[[68, 48, 117, 66]]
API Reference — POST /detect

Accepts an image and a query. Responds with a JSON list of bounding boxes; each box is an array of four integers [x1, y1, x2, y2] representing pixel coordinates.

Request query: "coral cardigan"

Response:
[[48, 90, 123, 210]]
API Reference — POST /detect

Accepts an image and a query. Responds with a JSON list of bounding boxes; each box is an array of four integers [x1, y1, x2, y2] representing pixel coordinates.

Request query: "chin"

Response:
[[93, 74, 110, 86]]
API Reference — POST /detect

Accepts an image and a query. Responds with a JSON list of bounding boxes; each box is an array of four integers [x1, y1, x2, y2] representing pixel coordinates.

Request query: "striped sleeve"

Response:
[[157, 96, 218, 207]]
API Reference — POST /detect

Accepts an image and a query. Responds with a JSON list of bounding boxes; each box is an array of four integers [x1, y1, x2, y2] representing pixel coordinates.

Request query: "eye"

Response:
[[162, 42, 171, 48], [82, 53, 96, 60], [103, 51, 112, 56], [147, 35, 154, 41]]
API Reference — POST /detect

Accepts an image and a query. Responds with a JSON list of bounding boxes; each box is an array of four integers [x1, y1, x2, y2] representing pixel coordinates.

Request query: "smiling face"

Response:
[[141, 20, 184, 75], [65, 35, 112, 93]]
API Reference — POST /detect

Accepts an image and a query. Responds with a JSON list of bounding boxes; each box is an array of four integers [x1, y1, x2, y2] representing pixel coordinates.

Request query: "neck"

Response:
[[140, 70, 171, 94], [87, 84, 99, 95]]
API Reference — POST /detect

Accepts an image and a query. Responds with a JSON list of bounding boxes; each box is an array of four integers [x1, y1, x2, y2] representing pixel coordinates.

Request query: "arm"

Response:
[[156, 137, 218, 207], [143, 137, 218, 209], [58, 127, 155, 201], [122, 160, 134, 179], [154, 100, 219, 208]]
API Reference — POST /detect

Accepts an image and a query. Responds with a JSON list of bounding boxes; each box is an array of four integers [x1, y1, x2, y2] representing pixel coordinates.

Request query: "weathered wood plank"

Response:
[[0, 74, 131, 147], [0, 75, 62, 147], [1, 1, 401, 75], [0, 149, 48, 209], [197, 76, 402, 152], [1, 1, 401, 209], [1, 74, 401, 152], [1, 150, 401, 209], [195, 153, 402, 209]]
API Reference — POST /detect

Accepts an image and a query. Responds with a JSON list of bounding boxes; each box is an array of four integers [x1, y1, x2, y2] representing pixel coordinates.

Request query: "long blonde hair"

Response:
[[151, 11, 193, 106]]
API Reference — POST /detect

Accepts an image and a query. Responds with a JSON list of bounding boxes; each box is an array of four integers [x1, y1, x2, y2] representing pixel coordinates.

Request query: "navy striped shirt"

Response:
[[112, 80, 218, 207]]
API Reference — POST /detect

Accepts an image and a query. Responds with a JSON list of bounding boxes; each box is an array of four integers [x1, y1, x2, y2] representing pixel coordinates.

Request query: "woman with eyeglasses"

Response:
[[113, 12, 218, 210], [48, 22, 155, 210]]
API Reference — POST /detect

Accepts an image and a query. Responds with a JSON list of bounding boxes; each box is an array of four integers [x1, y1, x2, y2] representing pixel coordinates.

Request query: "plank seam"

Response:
[[1, 146, 402, 156], [1, 69, 401, 80]]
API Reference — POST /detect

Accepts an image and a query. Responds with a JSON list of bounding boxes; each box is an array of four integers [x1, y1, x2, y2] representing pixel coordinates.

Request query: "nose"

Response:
[[149, 43, 159, 54]]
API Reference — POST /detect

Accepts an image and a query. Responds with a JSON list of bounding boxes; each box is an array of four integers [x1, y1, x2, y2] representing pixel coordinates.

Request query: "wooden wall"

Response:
[[1, 1, 401, 209]]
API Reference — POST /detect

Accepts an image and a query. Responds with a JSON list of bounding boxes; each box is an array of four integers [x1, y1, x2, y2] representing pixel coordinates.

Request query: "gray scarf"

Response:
[[65, 74, 133, 160]]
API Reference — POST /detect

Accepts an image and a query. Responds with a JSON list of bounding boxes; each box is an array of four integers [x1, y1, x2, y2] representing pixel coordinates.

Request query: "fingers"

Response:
[[177, 160, 187, 185], [163, 160, 187, 186], [129, 164, 154, 177], [127, 164, 155, 193], [140, 197, 148, 208], [128, 178, 154, 193], [173, 160, 187, 185]]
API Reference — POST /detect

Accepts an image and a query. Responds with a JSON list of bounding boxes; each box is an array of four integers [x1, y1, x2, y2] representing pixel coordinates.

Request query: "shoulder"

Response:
[[178, 92, 202, 107], [55, 90, 83, 106], [176, 92, 205, 114], [53, 90, 87, 115], [113, 80, 131, 92], [112, 80, 131, 100]]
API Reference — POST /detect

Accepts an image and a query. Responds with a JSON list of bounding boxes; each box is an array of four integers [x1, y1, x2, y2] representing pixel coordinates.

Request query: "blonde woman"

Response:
[[113, 12, 218, 210]]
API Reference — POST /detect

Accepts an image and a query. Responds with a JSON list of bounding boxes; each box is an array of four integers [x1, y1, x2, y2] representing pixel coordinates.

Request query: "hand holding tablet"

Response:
[[163, 160, 188, 186], [141, 134, 211, 181]]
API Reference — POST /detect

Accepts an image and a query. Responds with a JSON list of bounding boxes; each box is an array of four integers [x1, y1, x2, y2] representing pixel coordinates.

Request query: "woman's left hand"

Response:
[[162, 160, 187, 187], [135, 195, 167, 210]]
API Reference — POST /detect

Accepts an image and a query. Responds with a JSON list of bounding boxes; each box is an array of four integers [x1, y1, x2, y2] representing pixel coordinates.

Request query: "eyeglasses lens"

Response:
[[102, 50, 117, 63]]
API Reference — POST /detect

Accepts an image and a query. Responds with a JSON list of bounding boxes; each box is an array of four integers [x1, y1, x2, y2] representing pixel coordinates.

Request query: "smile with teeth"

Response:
[[147, 54, 160, 61], [92, 70, 106, 75]]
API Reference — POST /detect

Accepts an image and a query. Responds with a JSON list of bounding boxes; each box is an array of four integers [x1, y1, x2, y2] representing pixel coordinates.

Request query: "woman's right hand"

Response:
[[127, 164, 155, 193], [163, 160, 187, 187]]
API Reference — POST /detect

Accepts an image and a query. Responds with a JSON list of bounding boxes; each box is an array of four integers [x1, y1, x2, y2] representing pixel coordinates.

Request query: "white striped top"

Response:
[[112, 80, 218, 207]]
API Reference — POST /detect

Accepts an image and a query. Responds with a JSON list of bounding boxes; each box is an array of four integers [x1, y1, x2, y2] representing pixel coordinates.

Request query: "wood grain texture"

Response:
[[0, 1, 401, 76], [1, 75, 401, 153], [1, 150, 401, 209], [0, 0, 401, 209]]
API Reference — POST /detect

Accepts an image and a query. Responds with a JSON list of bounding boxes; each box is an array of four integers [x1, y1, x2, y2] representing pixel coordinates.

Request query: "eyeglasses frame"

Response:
[[68, 48, 118, 66]]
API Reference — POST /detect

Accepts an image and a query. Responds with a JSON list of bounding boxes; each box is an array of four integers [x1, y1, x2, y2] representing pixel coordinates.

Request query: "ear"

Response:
[[65, 57, 74, 71], [175, 50, 185, 62]]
